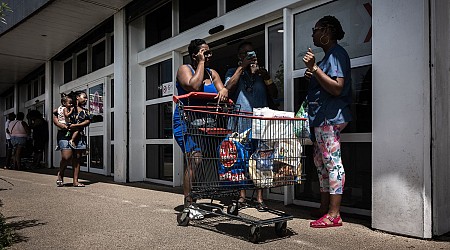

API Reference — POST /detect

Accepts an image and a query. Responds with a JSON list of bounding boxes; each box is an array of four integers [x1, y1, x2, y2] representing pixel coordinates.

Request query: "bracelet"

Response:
[[311, 65, 319, 73], [264, 79, 273, 85]]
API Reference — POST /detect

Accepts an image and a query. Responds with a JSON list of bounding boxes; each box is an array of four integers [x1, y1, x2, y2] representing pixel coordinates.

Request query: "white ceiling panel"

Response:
[[0, 0, 133, 94]]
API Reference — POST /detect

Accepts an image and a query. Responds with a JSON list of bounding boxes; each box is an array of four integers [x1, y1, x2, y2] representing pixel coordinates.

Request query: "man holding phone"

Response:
[[224, 41, 278, 211]]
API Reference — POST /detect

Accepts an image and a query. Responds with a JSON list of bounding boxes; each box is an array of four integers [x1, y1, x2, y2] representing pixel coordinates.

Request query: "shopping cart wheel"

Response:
[[177, 209, 190, 226], [275, 221, 287, 237], [248, 225, 261, 243], [227, 203, 238, 216]]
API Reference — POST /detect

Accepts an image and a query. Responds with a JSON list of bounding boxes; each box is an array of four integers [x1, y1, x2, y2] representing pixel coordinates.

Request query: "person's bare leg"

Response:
[[256, 189, 263, 203], [15, 147, 23, 170], [5, 146, 12, 168], [328, 194, 342, 219], [72, 151, 84, 186], [239, 190, 246, 202], [57, 150, 71, 184], [183, 166, 191, 203], [312, 191, 330, 217]]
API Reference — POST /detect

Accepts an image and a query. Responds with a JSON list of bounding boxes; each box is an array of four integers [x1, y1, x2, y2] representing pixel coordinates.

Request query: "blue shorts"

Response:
[[11, 137, 27, 147], [58, 137, 87, 151], [173, 122, 200, 153]]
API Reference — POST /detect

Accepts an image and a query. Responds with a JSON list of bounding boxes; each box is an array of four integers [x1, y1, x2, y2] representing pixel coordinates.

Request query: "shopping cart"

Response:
[[173, 92, 308, 243]]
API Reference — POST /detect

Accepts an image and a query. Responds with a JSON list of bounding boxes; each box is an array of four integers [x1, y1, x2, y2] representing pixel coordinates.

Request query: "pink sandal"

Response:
[[310, 214, 343, 228]]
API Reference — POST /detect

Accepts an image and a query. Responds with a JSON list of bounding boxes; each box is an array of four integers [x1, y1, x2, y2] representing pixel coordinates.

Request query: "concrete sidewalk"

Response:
[[0, 168, 449, 250]]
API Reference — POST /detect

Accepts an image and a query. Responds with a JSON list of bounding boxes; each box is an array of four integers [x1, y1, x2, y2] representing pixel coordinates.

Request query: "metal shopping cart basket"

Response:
[[173, 92, 308, 243]]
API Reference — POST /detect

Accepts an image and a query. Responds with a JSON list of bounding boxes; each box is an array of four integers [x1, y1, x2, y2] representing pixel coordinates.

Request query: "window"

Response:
[[39, 75, 45, 95], [76, 51, 88, 78], [110, 35, 114, 64], [146, 144, 173, 180], [146, 102, 172, 139], [145, 2, 172, 47], [33, 79, 39, 98], [89, 135, 104, 169], [89, 84, 104, 124], [27, 83, 32, 100], [293, 0, 372, 70], [268, 23, 284, 110], [110, 78, 114, 108], [64, 59, 72, 83], [5, 94, 13, 110], [146, 59, 173, 100], [92, 41, 106, 71], [226, 0, 254, 12], [179, 0, 217, 33]]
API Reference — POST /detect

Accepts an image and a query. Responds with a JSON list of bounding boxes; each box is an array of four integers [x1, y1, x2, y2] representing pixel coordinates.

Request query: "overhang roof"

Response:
[[0, 0, 132, 95]]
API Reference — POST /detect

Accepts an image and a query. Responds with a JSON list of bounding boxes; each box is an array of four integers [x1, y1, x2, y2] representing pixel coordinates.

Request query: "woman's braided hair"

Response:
[[318, 15, 345, 41]]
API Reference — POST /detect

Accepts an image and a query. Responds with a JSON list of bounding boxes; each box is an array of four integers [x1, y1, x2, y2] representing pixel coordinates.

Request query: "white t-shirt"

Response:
[[5, 120, 10, 140]]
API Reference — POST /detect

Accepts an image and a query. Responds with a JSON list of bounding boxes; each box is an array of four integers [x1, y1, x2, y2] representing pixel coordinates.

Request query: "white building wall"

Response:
[[372, 0, 432, 238], [431, 0, 450, 236]]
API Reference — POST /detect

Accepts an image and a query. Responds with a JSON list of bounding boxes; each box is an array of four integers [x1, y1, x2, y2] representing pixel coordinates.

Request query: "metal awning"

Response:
[[0, 0, 132, 94]]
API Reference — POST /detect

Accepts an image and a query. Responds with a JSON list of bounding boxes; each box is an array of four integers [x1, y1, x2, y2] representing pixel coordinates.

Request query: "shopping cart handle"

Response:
[[173, 92, 233, 104]]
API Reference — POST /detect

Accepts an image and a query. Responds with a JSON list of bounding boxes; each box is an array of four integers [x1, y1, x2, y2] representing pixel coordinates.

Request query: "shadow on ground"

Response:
[[5, 217, 47, 245]]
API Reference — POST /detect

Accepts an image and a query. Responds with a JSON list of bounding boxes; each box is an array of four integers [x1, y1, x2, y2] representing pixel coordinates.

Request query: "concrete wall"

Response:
[[372, 0, 432, 238], [431, 0, 450, 236]]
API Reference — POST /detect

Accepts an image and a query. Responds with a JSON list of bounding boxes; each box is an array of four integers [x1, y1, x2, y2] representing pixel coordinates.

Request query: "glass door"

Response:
[[144, 58, 174, 184], [72, 80, 106, 174], [86, 82, 106, 175]]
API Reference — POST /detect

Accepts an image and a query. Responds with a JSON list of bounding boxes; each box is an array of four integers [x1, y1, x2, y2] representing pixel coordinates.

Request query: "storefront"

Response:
[[1, 0, 450, 239]]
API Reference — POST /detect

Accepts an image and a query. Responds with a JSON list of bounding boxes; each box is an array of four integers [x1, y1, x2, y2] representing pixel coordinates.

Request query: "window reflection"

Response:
[[89, 84, 104, 123]]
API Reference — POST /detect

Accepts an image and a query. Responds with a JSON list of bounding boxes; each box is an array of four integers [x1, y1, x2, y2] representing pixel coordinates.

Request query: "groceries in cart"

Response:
[[218, 129, 252, 187]]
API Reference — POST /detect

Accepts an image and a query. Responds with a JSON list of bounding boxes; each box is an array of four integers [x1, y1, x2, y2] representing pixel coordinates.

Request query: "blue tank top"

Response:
[[173, 65, 218, 126], [175, 64, 218, 97]]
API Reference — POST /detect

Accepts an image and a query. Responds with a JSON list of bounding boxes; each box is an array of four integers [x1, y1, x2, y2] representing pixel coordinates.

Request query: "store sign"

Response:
[[294, 0, 372, 69], [161, 82, 173, 96]]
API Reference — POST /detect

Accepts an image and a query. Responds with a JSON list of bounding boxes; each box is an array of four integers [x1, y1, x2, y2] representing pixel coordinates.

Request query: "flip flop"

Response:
[[73, 183, 85, 187]]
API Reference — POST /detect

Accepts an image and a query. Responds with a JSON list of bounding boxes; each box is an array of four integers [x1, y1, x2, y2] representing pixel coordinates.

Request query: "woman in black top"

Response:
[[53, 91, 91, 187]]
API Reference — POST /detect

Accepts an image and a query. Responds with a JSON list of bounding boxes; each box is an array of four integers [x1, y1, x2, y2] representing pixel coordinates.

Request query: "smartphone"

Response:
[[204, 50, 212, 58], [246, 51, 256, 59]]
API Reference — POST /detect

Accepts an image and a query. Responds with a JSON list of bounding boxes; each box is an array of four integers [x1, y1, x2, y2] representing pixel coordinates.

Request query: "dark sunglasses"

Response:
[[204, 50, 213, 58], [312, 27, 326, 34]]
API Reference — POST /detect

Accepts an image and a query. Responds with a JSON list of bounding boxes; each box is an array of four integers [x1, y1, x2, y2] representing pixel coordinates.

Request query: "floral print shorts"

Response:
[[313, 124, 346, 195]]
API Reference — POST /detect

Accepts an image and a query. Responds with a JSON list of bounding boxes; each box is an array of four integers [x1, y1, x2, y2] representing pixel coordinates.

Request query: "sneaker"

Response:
[[256, 201, 268, 212], [188, 205, 204, 220]]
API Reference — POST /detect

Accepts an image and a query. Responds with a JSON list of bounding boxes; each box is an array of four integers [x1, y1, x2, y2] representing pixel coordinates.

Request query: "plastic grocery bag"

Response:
[[251, 107, 295, 140], [294, 100, 313, 145]]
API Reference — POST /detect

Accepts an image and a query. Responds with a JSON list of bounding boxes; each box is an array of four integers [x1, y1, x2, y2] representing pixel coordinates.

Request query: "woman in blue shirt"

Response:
[[302, 16, 352, 228], [173, 39, 228, 218]]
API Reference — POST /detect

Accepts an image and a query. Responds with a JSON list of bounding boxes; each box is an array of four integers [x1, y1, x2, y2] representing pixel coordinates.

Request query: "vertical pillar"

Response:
[[45, 61, 52, 168], [113, 9, 128, 182], [372, 0, 432, 238]]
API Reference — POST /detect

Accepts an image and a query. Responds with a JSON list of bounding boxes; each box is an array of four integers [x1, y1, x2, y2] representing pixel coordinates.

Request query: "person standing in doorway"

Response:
[[53, 91, 91, 187], [224, 41, 278, 211], [27, 110, 48, 169], [4, 112, 16, 169], [8, 112, 31, 170], [302, 15, 352, 228]]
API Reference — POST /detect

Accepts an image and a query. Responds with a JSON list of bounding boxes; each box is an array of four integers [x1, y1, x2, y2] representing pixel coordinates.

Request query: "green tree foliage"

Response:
[[1, 2, 13, 25]]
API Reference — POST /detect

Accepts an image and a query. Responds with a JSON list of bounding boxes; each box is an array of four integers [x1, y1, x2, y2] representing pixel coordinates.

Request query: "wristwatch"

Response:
[[311, 65, 319, 73]]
